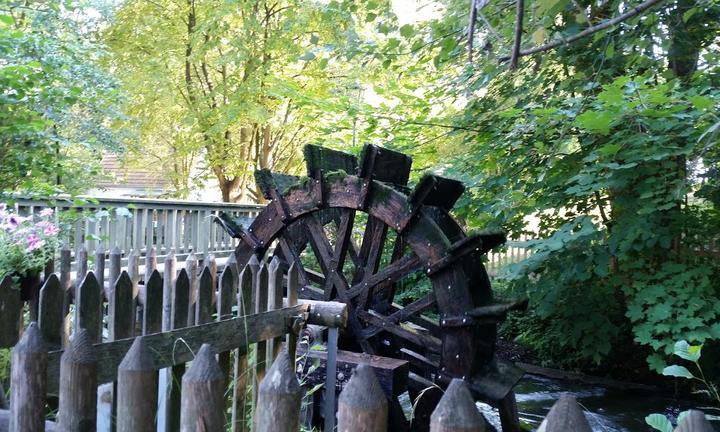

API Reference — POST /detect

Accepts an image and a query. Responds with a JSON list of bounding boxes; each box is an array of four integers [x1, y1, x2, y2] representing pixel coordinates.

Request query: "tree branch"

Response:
[[499, 0, 668, 62], [509, 0, 524, 69], [468, 0, 478, 62]]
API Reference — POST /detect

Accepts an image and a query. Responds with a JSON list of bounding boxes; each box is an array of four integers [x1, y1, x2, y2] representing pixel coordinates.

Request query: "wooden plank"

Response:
[[298, 347, 409, 399], [303, 144, 358, 178], [108, 246, 122, 299], [38, 274, 64, 349], [76, 272, 103, 343], [46, 304, 309, 392], [95, 246, 106, 295], [0, 276, 22, 348]]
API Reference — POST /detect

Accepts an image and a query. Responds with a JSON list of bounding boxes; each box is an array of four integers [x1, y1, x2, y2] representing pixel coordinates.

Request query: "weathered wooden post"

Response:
[[38, 274, 63, 349], [179, 344, 225, 432], [537, 394, 591, 432], [430, 379, 485, 432], [674, 410, 714, 432], [9, 322, 47, 432], [108, 246, 122, 298], [144, 246, 157, 285], [338, 364, 388, 432], [117, 336, 158, 432], [254, 352, 302, 432], [58, 329, 97, 431], [143, 270, 163, 335], [0, 382, 7, 409]]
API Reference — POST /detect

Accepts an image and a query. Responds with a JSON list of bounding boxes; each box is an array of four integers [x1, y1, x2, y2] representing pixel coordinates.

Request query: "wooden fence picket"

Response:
[[143, 270, 163, 335], [217, 265, 235, 379], [267, 256, 285, 367], [0, 276, 22, 348], [9, 322, 47, 432], [38, 274, 63, 349], [254, 262, 269, 385], [117, 336, 158, 432], [58, 328, 98, 430], [231, 260, 256, 432], [196, 266, 213, 325], [166, 268, 191, 432], [180, 344, 225, 431], [76, 272, 102, 343], [185, 252, 198, 327], [254, 352, 302, 432]]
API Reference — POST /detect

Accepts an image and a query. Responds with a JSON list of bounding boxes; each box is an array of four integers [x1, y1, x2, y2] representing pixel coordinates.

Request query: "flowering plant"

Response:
[[0, 203, 61, 281]]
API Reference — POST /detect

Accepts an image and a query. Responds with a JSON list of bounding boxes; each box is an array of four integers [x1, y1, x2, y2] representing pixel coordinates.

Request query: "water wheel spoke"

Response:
[[352, 216, 388, 284], [277, 237, 311, 287], [346, 254, 422, 299], [305, 212, 375, 353], [363, 292, 436, 339], [357, 310, 441, 354]]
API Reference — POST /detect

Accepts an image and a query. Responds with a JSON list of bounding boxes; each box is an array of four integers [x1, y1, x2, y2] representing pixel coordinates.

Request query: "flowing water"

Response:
[[476, 374, 718, 431]]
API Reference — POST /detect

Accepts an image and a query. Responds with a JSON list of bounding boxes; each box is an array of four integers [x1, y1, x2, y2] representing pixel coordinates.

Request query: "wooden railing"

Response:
[[9, 196, 263, 263]]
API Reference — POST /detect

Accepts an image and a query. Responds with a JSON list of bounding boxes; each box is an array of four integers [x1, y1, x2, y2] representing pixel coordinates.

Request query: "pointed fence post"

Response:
[[95, 246, 106, 296], [10, 322, 47, 432], [267, 256, 285, 367], [217, 265, 235, 379], [76, 272, 103, 343], [254, 262, 269, 384], [143, 270, 163, 335], [0, 276, 22, 348], [58, 329, 97, 431], [430, 379, 486, 432], [180, 344, 225, 432], [76, 246, 88, 289], [108, 246, 122, 300], [166, 268, 191, 432], [184, 252, 198, 327], [537, 394, 591, 432], [674, 410, 714, 432], [338, 365, 388, 432], [144, 246, 157, 286], [254, 352, 302, 432], [0, 381, 7, 409], [38, 274, 63, 350], [117, 337, 158, 432], [231, 261, 255, 432]]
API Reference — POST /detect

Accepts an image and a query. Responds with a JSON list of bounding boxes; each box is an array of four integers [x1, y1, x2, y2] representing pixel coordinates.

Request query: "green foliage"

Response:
[[646, 341, 720, 430], [347, 0, 720, 373], [0, 1, 125, 195]]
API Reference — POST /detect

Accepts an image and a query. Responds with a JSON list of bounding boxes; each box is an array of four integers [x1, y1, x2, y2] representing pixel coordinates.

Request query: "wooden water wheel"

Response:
[[218, 144, 525, 431]]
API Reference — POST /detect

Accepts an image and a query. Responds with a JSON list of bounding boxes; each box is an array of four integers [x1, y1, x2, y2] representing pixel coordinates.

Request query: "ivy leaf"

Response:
[[645, 414, 673, 432], [662, 365, 694, 379]]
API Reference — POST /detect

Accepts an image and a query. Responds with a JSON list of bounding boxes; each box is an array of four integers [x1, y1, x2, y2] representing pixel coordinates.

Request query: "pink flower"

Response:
[[7, 215, 23, 228], [26, 234, 45, 251], [39, 208, 54, 217], [43, 224, 59, 236]]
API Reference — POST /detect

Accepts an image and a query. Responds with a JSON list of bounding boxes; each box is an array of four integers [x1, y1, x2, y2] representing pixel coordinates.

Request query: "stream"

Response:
[[477, 374, 719, 431]]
